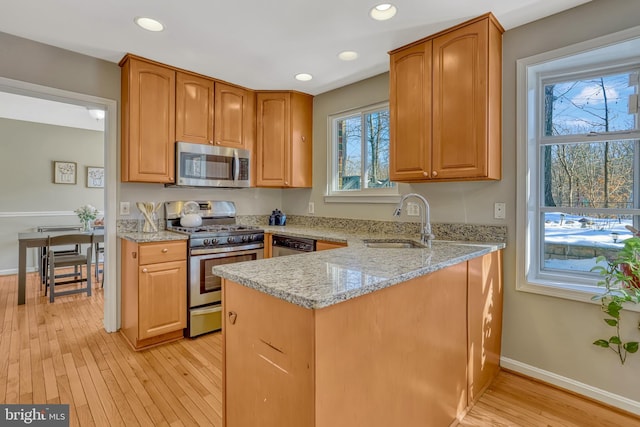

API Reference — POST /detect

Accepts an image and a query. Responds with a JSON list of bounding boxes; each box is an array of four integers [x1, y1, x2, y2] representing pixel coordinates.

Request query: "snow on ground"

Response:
[[543, 213, 634, 272]]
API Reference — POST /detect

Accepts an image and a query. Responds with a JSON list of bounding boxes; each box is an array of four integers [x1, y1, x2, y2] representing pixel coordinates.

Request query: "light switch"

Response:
[[494, 202, 506, 219], [120, 201, 130, 216]]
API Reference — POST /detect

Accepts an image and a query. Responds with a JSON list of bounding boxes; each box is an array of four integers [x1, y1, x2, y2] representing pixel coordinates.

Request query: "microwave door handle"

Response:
[[233, 150, 239, 182]]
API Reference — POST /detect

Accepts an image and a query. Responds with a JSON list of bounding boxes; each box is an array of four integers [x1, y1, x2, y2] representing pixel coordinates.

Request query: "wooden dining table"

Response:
[[16, 228, 104, 305]]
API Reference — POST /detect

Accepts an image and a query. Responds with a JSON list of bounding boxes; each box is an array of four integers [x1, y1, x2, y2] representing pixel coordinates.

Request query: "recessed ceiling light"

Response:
[[370, 3, 397, 21], [338, 51, 359, 61], [295, 73, 313, 82], [134, 17, 165, 32]]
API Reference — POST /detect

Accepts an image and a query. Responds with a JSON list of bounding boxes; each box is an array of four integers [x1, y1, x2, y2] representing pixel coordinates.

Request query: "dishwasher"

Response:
[[271, 234, 316, 256]]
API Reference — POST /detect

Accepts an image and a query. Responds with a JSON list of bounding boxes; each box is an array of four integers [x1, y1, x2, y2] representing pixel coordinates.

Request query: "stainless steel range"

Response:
[[165, 200, 264, 337]]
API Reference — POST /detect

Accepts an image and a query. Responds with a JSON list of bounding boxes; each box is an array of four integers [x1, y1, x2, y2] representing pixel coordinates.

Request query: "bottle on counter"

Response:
[[269, 210, 277, 226]]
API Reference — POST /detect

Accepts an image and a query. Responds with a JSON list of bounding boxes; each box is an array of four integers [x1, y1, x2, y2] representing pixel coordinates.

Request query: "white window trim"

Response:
[[325, 102, 399, 204], [516, 24, 640, 307]]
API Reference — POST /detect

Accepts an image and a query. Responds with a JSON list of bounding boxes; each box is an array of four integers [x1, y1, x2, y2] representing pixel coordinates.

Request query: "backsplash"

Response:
[[237, 215, 507, 243], [116, 215, 507, 243]]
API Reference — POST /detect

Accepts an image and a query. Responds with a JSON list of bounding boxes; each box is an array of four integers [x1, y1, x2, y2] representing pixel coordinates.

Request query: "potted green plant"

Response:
[[591, 236, 640, 364]]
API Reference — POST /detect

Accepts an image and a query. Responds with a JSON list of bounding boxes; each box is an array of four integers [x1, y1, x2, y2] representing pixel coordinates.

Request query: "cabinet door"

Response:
[[316, 240, 347, 251], [214, 83, 255, 150], [138, 260, 187, 340], [389, 41, 432, 182], [256, 92, 290, 187], [432, 19, 488, 179], [122, 58, 175, 183], [175, 72, 214, 144], [289, 92, 313, 187], [224, 280, 314, 427], [467, 250, 503, 403]]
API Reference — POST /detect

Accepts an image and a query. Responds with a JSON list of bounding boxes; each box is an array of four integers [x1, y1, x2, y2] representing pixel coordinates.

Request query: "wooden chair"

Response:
[[37, 225, 82, 288], [45, 233, 94, 302]]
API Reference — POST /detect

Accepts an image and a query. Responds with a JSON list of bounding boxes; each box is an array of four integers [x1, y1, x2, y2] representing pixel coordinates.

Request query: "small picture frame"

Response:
[[87, 166, 105, 188], [53, 161, 77, 184]]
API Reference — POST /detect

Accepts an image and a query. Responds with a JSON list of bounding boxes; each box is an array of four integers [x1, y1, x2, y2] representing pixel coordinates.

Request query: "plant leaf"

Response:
[[593, 339, 610, 348], [604, 318, 618, 327], [609, 336, 622, 345], [624, 342, 639, 353]]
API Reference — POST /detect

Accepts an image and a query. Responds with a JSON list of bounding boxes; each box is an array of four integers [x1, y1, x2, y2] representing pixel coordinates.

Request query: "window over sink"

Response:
[[326, 102, 398, 203]]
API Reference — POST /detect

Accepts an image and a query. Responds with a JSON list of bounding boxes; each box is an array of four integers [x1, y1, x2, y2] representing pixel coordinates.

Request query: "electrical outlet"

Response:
[[494, 202, 506, 219], [120, 201, 130, 216], [308, 202, 315, 214], [407, 202, 420, 216]]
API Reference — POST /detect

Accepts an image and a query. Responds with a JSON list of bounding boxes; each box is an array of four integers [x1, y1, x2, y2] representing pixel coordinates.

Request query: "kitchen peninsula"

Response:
[[214, 237, 504, 427]]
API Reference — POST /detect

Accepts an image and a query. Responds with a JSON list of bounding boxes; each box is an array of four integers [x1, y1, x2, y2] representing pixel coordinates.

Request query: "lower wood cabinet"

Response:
[[315, 240, 347, 251], [222, 250, 503, 427], [121, 239, 187, 350]]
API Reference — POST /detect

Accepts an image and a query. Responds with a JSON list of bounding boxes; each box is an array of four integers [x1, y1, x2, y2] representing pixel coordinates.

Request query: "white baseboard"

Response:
[[501, 356, 640, 416], [0, 267, 37, 276]]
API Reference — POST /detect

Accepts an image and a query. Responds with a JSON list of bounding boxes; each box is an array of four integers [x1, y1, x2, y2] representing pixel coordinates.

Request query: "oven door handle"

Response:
[[193, 305, 222, 316], [190, 244, 264, 256]]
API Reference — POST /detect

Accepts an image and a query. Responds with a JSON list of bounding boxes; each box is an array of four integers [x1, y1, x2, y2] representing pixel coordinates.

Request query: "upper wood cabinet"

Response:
[[256, 91, 313, 188], [120, 55, 176, 183], [389, 13, 503, 182], [175, 72, 214, 145], [176, 71, 255, 151]]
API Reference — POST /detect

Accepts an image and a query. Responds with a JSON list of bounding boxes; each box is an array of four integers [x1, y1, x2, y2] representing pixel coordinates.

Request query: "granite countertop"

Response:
[[214, 227, 505, 309], [117, 230, 188, 243]]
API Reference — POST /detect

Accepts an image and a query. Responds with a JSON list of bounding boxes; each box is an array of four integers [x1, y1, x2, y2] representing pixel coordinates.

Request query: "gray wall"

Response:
[[0, 118, 104, 273]]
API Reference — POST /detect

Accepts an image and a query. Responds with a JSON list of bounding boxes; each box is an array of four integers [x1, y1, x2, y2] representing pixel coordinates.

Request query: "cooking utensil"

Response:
[[136, 201, 160, 233]]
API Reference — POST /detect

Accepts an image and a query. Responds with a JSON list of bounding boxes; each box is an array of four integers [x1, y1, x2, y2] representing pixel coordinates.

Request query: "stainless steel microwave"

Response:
[[173, 142, 251, 188]]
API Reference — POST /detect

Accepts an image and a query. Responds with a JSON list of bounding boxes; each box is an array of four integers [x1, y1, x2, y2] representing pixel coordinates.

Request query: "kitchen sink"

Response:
[[362, 239, 426, 249]]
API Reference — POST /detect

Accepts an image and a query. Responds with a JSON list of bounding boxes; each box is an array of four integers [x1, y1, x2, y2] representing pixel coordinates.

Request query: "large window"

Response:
[[327, 103, 396, 199], [518, 32, 640, 300]]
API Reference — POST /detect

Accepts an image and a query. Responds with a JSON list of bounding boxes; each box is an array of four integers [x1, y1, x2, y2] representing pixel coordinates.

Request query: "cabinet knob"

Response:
[[301, 136, 306, 142], [209, 140, 214, 145], [228, 311, 237, 325], [423, 171, 429, 178], [432, 171, 438, 177], [216, 141, 221, 145], [142, 268, 148, 273], [162, 248, 168, 253]]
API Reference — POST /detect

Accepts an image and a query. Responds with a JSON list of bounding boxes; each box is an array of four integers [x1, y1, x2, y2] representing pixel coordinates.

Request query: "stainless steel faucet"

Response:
[[394, 193, 435, 247]]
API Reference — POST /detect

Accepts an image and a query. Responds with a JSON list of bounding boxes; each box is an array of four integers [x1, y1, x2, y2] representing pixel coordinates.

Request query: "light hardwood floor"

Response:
[[1, 271, 639, 426]]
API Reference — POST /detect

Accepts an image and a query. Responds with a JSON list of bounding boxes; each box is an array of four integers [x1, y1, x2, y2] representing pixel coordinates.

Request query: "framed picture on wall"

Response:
[[87, 166, 104, 188], [53, 161, 77, 184]]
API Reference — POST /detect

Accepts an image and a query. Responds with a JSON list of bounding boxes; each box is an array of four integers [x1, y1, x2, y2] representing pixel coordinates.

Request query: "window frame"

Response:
[[325, 102, 399, 204], [516, 26, 640, 304]]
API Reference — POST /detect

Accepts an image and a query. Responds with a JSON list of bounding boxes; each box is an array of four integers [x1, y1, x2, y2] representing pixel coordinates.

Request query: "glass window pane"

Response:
[[336, 115, 362, 190], [540, 140, 636, 209], [543, 72, 637, 137], [543, 212, 636, 273], [364, 110, 394, 189]]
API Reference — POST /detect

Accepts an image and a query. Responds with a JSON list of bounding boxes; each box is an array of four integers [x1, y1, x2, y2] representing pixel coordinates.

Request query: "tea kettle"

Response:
[[180, 201, 203, 228]]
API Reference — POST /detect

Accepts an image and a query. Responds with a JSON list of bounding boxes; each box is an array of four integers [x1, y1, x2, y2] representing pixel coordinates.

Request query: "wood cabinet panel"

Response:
[[138, 260, 187, 340], [256, 91, 312, 187], [467, 250, 503, 403], [315, 262, 468, 427], [121, 56, 175, 183], [215, 82, 255, 151], [315, 240, 347, 251], [175, 72, 214, 144], [120, 239, 187, 350], [389, 41, 432, 181], [224, 280, 314, 427], [432, 19, 488, 179], [389, 13, 502, 182]]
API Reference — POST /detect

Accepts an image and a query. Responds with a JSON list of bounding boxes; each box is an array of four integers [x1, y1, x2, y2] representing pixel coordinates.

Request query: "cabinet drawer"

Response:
[[139, 241, 186, 265]]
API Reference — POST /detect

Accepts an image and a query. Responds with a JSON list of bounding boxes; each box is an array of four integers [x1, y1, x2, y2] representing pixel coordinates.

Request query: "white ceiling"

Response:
[[0, 0, 591, 96]]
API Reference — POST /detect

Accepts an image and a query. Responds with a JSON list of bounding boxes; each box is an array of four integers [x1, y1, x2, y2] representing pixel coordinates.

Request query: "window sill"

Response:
[[517, 280, 640, 313], [324, 194, 401, 204]]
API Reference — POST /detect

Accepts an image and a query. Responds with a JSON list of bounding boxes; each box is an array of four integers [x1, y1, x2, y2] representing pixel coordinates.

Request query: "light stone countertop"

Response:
[[214, 227, 505, 309], [117, 230, 188, 243]]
